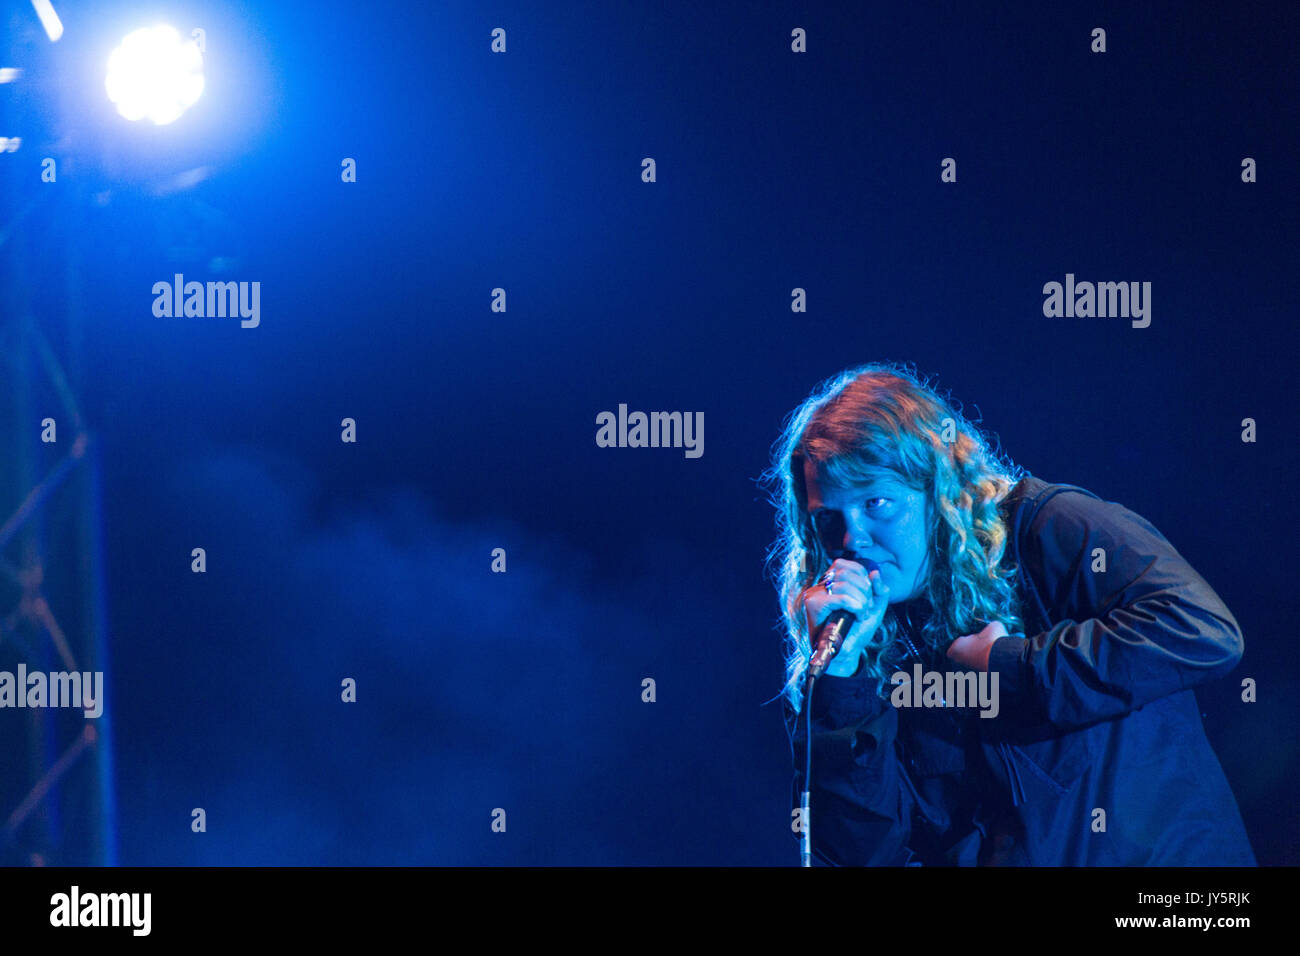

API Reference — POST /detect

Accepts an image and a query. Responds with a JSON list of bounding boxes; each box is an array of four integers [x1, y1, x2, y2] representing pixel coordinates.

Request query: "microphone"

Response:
[[807, 556, 880, 680]]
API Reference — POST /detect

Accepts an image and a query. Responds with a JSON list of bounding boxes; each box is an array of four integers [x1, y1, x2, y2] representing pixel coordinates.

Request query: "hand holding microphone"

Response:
[[803, 556, 890, 679]]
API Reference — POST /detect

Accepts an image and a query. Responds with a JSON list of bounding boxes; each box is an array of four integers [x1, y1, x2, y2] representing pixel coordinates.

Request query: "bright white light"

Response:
[[30, 0, 64, 43], [105, 25, 205, 125]]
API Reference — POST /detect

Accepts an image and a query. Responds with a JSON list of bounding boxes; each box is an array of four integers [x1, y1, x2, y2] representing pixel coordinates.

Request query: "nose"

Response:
[[814, 507, 875, 558], [842, 512, 874, 555]]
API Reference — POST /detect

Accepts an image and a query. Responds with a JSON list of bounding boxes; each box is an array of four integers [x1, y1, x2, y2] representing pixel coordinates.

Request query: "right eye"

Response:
[[811, 510, 845, 553]]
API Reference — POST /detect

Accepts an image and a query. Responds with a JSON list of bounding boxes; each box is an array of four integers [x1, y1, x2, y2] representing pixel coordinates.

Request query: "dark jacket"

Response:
[[785, 475, 1256, 865]]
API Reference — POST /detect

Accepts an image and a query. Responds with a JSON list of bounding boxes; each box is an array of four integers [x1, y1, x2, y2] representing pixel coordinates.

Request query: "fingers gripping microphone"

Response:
[[807, 611, 854, 679], [807, 557, 879, 680]]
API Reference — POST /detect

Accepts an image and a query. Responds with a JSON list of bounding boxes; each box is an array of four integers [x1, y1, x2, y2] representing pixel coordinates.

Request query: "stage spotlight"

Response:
[[105, 25, 204, 125]]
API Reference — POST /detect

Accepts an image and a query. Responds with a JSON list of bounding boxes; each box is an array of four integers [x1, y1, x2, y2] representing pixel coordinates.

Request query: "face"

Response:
[[803, 459, 933, 603]]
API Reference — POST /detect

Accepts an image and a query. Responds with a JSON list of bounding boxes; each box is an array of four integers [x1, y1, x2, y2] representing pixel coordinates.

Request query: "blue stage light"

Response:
[[105, 25, 204, 125]]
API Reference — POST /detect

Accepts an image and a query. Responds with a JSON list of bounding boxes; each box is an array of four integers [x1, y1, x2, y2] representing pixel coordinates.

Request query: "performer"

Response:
[[766, 363, 1256, 865]]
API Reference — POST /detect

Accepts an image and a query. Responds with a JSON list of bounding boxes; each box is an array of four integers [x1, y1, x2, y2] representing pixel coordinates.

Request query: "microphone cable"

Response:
[[800, 671, 817, 867]]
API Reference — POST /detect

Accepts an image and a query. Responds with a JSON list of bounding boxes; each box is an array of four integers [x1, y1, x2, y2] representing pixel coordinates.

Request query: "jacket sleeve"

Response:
[[987, 489, 1245, 731], [784, 673, 916, 865]]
